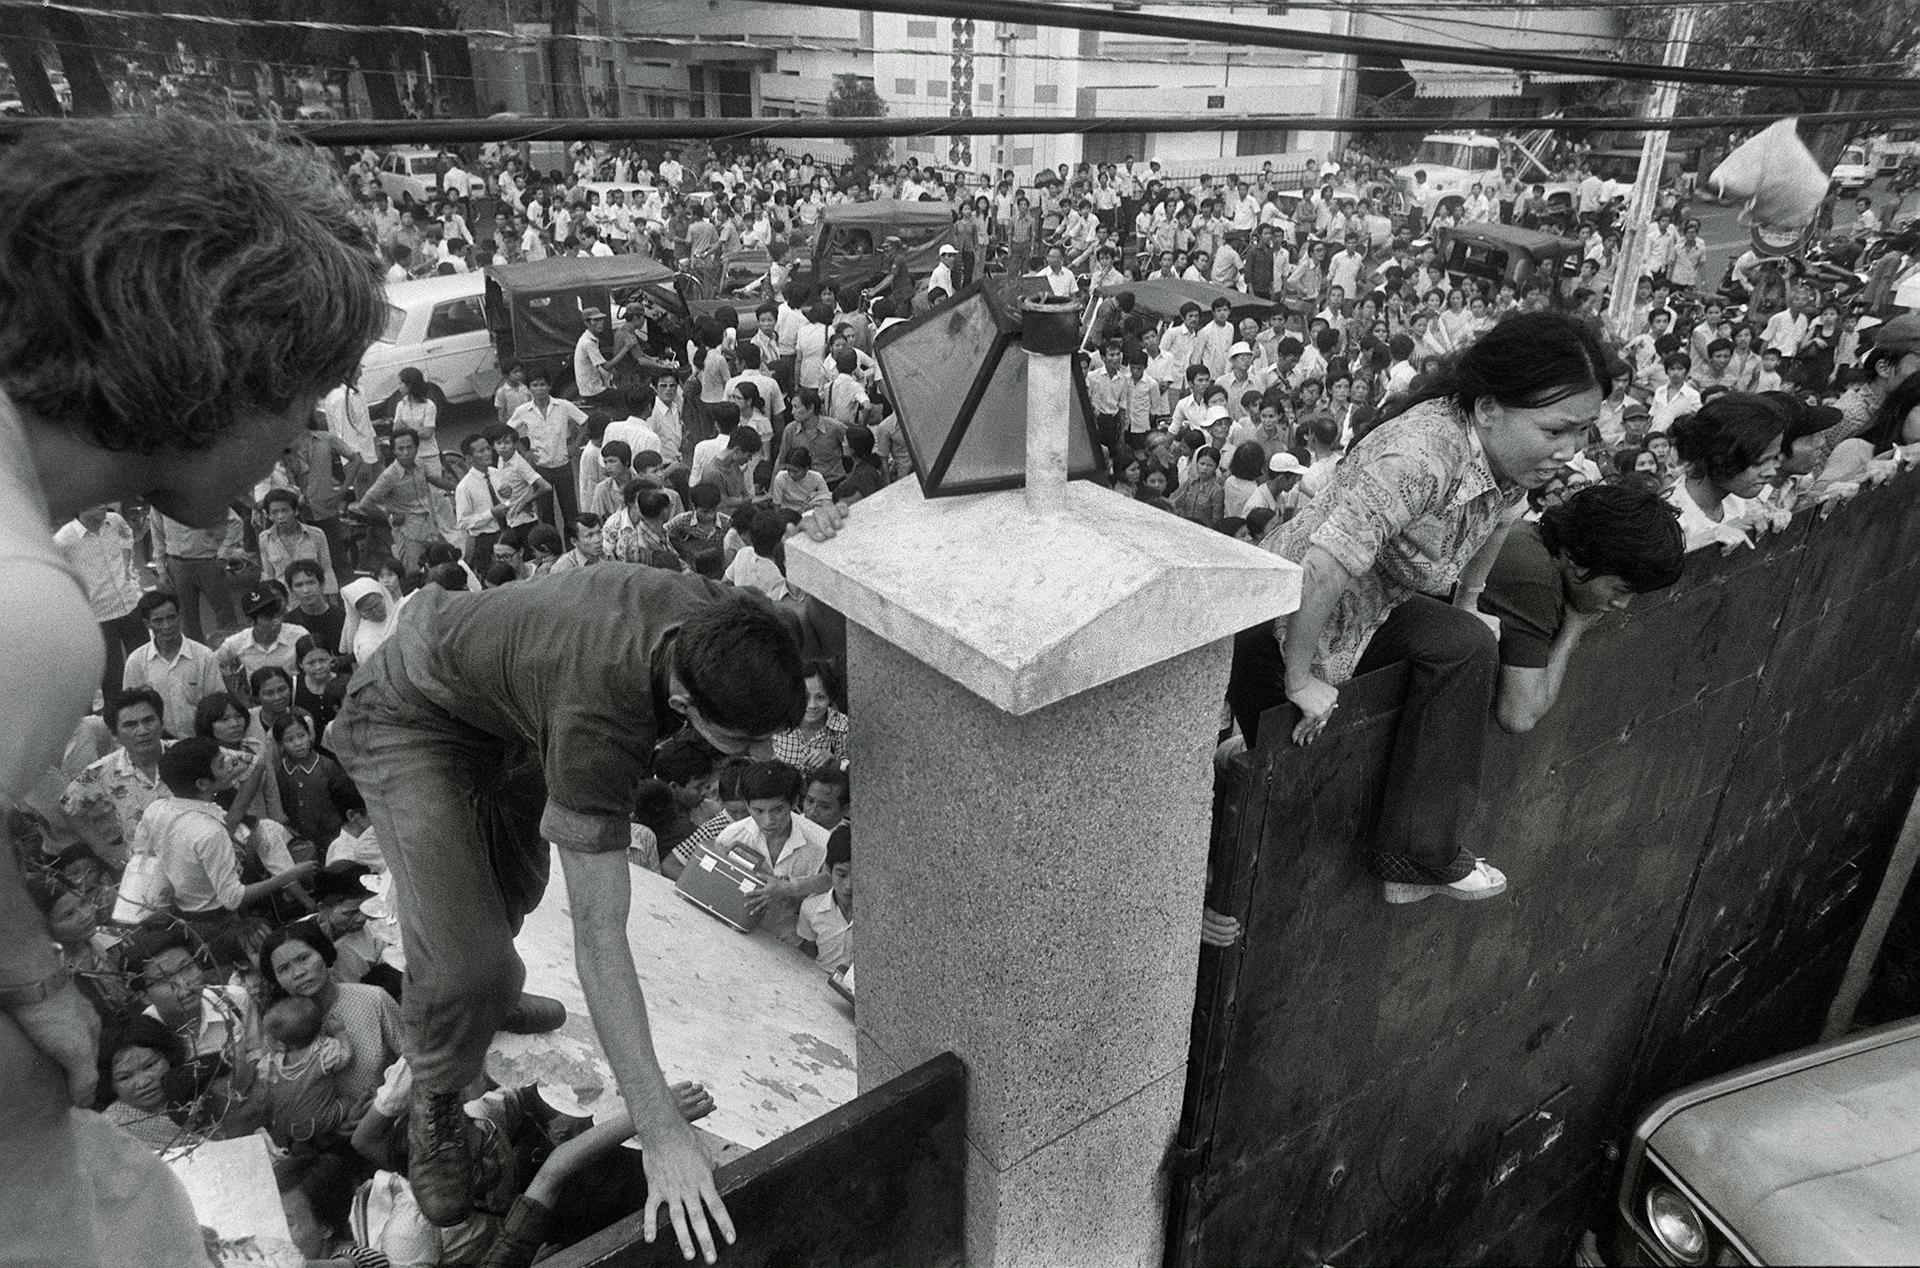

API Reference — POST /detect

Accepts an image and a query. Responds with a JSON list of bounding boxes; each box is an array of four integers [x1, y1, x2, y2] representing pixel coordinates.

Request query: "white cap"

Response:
[[939, 243, 959, 255], [1268, 452, 1306, 475], [1205, 403, 1231, 423], [1228, 341, 1254, 359]]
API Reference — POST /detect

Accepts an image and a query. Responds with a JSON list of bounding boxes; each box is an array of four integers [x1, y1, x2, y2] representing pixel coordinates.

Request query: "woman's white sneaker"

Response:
[[1382, 858, 1508, 905]]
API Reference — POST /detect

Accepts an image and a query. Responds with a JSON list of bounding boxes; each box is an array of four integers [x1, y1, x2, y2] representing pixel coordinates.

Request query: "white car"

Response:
[[377, 147, 486, 207], [1830, 145, 1874, 192], [358, 273, 501, 407]]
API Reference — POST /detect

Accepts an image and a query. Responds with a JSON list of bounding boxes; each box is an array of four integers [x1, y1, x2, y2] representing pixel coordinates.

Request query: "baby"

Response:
[[256, 996, 353, 1147]]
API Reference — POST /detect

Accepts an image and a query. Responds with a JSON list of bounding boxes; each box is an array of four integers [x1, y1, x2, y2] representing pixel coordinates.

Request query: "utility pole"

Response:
[[1606, 6, 1696, 336]]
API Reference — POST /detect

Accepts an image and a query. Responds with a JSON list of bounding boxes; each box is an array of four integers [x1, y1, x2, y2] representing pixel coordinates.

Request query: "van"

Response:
[[358, 273, 500, 406]]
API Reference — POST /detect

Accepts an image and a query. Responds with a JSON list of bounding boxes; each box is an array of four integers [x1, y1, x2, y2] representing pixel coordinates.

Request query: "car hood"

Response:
[[1648, 1032, 1920, 1264]]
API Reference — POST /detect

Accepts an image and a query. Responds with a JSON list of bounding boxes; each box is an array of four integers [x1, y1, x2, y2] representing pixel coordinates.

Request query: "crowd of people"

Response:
[[6, 115, 1920, 1268]]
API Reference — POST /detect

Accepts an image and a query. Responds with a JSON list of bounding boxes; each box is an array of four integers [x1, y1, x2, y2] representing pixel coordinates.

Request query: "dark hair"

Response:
[[261, 487, 300, 513], [1668, 393, 1788, 484], [484, 562, 520, 587], [740, 759, 805, 803], [257, 923, 338, 1006], [690, 481, 723, 510], [631, 488, 673, 521], [600, 439, 632, 467], [672, 593, 807, 737], [249, 665, 294, 700], [571, 511, 603, 531], [136, 588, 181, 620], [192, 691, 248, 738], [388, 425, 419, 450], [825, 821, 851, 868], [727, 424, 763, 455], [106, 685, 165, 731], [653, 733, 717, 787], [268, 709, 318, 744], [750, 509, 787, 556], [1227, 440, 1266, 481], [1380, 310, 1612, 425], [283, 558, 325, 588], [525, 523, 564, 557], [1863, 371, 1920, 452], [0, 116, 383, 455], [784, 447, 814, 472], [1538, 483, 1685, 593], [157, 735, 222, 795], [428, 562, 468, 591], [734, 382, 763, 414]]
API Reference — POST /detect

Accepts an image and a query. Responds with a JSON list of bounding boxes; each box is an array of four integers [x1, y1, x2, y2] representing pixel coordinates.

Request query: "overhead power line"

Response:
[[2, 107, 1907, 148], [737, 0, 1920, 94]]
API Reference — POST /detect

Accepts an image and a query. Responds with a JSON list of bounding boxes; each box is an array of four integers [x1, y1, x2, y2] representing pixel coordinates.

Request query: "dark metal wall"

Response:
[[546, 1054, 966, 1268], [1170, 472, 1920, 1268]]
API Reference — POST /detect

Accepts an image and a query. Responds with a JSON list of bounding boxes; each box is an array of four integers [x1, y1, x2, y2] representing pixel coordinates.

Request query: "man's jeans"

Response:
[[332, 671, 551, 1093], [1226, 593, 1497, 883]]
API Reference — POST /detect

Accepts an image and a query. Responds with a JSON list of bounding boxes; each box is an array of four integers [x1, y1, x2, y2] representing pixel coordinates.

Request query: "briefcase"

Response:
[[674, 843, 765, 932]]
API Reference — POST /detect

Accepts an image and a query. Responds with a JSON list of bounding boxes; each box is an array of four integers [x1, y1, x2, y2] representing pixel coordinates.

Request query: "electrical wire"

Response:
[[6, 0, 1917, 93], [4, 105, 1907, 146]]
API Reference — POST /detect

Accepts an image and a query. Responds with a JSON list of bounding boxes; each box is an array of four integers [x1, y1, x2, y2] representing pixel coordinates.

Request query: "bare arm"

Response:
[[1277, 544, 1357, 746], [1495, 610, 1600, 734], [557, 846, 735, 1263], [1453, 521, 1513, 611]]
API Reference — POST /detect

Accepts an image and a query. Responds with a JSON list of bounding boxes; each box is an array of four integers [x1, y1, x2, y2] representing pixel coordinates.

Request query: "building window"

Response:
[[1237, 128, 1293, 156], [1034, 83, 1057, 104], [894, 78, 917, 95], [907, 18, 937, 37], [978, 82, 994, 103], [927, 79, 948, 98], [1206, 94, 1226, 109], [1011, 146, 1035, 166]]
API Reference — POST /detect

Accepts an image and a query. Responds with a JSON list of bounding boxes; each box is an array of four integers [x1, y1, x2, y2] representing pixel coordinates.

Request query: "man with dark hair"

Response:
[[123, 589, 222, 738], [61, 687, 170, 865], [1479, 483, 1685, 733], [332, 542, 841, 1252], [284, 558, 346, 660]]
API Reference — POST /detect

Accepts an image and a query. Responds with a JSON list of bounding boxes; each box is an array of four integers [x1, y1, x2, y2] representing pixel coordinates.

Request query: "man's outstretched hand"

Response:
[[640, 1115, 736, 1263]]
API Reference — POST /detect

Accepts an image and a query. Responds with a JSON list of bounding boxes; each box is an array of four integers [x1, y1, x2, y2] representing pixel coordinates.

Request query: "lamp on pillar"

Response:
[[872, 278, 1107, 498], [789, 279, 1300, 1267]]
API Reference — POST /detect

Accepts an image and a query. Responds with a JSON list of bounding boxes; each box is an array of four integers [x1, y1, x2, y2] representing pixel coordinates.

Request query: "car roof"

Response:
[[487, 255, 680, 293], [819, 199, 955, 227], [384, 272, 486, 308], [386, 146, 445, 159], [1440, 222, 1579, 255]]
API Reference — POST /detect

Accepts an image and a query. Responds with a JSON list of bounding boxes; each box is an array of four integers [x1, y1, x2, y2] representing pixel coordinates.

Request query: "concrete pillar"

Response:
[[790, 475, 1298, 1268]]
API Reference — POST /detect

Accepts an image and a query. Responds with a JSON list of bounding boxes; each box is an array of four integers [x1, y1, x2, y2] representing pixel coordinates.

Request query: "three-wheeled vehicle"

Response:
[[782, 199, 956, 296], [1434, 222, 1581, 303], [483, 256, 690, 395]]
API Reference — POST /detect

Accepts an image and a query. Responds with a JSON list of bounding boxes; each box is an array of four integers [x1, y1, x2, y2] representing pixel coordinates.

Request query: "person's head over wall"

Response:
[[1381, 310, 1613, 491], [0, 116, 385, 525], [1667, 392, 1788, 489], [670, 592, 807, 752], [1539, 483, 1685, 600]]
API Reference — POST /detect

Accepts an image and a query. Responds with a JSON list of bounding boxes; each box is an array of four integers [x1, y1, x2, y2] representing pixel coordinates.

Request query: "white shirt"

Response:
[[1762, 308, 1811, 359], [122, 638, 222, 739], [574, 329, 612, 398], [798, 889, 853, 971], [138, 796, 245, 914], [1648, 381, 1702, 434], [509, 397, 588, 469], [688, 436, 730, 490], [322, 385, 379, 463], [52, 514, 142, 621], [724, 547, 790, 602], [454, 466, 502, 537], [602, 416, 664, 460]]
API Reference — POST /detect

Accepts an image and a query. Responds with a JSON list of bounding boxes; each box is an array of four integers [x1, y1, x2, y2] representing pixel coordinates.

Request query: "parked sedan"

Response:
[[359, 273, 500, 407], [1582, 1015, 1920, 1265]]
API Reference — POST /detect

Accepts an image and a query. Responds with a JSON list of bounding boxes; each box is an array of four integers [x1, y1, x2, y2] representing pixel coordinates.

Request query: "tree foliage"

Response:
[[828, 73, 891, 175], [1625, 0, 1920, 165]]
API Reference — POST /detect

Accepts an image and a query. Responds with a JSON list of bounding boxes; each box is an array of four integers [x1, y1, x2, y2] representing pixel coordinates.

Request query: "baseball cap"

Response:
[[1268, 452, 1306, 475], [1872, 313, 1920, 356], [1228, 341, 1254, 359], [1205, 403, 1231, 423], [939, 243, 959, 255], [241, 584, 283, 617], [581, 307, 607, 320]]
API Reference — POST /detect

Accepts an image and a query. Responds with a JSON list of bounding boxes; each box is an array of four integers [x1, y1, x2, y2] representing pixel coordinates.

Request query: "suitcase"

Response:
[[674, 843, 766, 932]]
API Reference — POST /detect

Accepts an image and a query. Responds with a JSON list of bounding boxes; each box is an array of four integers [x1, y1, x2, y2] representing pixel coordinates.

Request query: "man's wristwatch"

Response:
[[0, 968, 71, 1009]]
